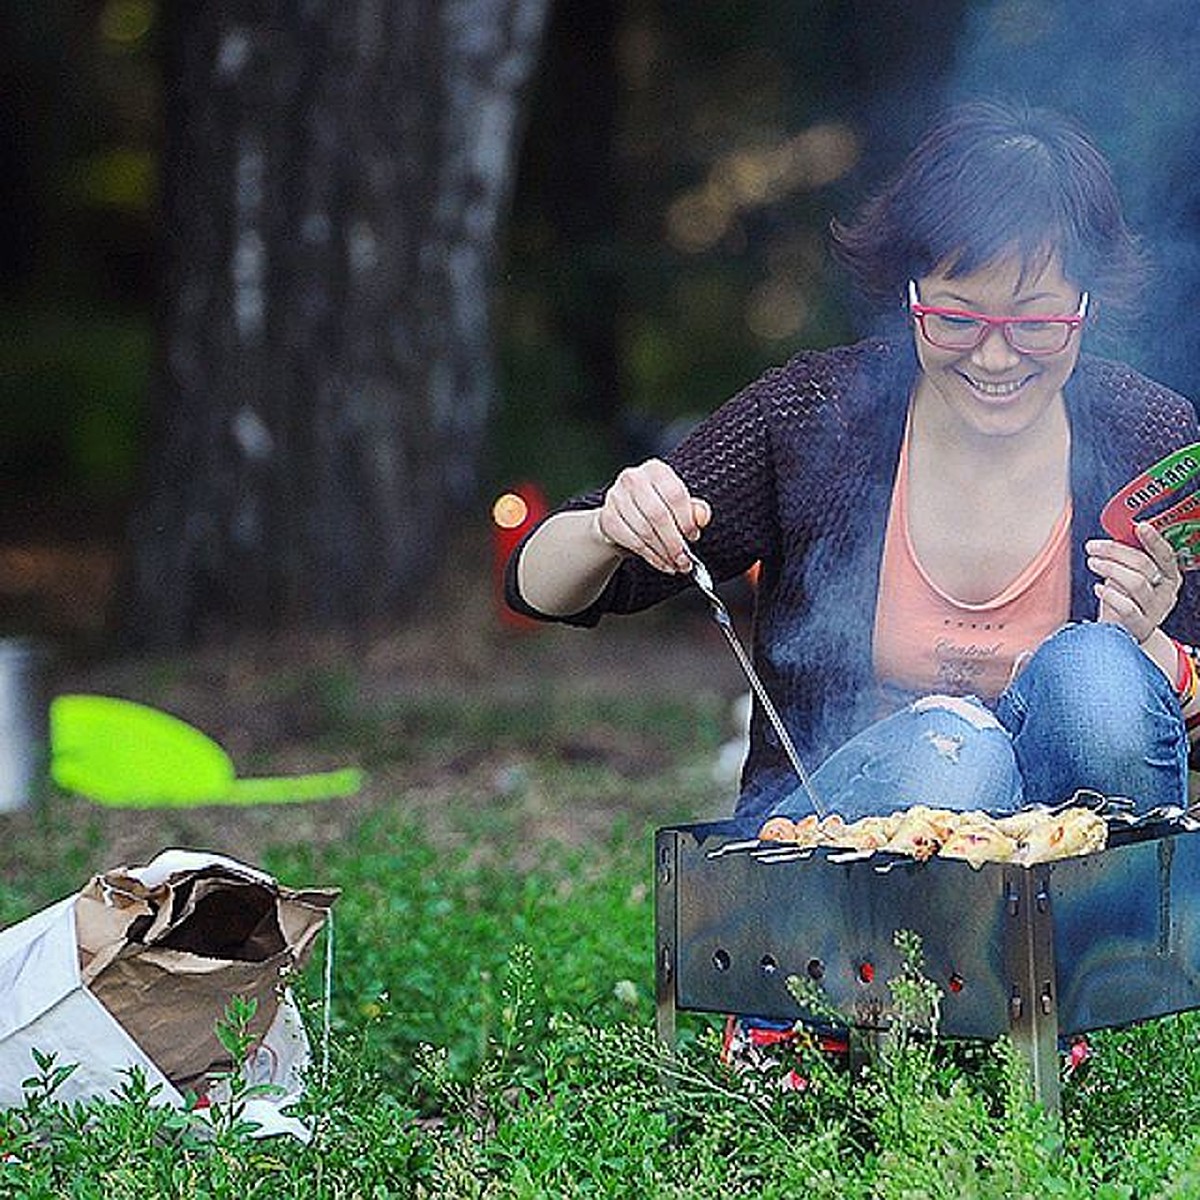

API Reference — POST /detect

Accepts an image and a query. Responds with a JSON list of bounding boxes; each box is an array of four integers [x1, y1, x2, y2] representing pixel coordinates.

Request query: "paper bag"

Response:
[[0, 849, 337, 1113]]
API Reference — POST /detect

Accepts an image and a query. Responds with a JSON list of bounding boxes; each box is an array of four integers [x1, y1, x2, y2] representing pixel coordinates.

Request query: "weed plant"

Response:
[[3, 686, 1200, 1194]]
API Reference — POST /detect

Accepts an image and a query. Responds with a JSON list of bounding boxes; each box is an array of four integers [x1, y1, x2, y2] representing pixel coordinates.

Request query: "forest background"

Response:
[[5, 0, 1200, 653]]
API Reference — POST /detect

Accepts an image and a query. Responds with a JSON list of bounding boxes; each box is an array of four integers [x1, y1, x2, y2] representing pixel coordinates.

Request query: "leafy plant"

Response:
[[197, 994, 289, 1143]]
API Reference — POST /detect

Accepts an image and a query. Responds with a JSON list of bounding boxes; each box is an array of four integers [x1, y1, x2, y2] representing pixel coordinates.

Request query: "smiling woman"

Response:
[[509, 97, 1200, 818]]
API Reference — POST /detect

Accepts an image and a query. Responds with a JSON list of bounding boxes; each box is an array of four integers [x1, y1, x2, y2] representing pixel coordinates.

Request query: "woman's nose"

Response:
[[971, 324, 1022, 370]]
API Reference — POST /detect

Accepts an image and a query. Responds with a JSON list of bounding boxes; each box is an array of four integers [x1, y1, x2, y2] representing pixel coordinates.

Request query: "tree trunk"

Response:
[[124, 0, 549, 646]]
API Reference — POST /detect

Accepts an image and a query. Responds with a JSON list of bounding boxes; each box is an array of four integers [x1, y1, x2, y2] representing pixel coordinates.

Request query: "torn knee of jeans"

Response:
[[912, 693, 1004, 732], [924, 730, 964, 762]]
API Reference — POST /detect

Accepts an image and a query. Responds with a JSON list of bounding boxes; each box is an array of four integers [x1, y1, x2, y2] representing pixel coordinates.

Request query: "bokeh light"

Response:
[[492, 493, 530, 529]]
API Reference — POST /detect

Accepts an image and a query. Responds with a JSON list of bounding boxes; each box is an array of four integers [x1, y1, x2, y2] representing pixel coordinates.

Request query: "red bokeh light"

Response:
[[491, 481, 547, 629]]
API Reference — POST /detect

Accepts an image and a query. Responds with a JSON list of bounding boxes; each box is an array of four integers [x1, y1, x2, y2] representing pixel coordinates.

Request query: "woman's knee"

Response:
[[1006, 622, 1172, 730], [802, 695, 1021, 818], [1000, 622, 1187, 809], [908, 696, 1022, 804]]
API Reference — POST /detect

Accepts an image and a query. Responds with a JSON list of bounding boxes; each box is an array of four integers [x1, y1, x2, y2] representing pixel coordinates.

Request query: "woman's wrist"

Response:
[[1138, 627, 1179, 680], [1137, 625, 1194, 696], [590, 508, 624, 555]]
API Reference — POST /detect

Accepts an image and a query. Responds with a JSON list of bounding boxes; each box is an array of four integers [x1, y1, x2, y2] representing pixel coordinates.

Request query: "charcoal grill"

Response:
[[654, 813, 1200, 1112]]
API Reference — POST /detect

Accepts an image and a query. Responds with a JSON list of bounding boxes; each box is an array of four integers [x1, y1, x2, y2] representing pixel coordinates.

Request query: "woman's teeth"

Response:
[[965, 375, 1026, 397]]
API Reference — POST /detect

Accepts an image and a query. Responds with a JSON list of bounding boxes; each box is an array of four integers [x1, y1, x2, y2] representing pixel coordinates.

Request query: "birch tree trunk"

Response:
[[124, 0, 549, 646]]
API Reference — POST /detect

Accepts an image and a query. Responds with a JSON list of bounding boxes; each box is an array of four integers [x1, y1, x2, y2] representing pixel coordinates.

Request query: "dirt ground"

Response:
[[2, 541, 751, 883]]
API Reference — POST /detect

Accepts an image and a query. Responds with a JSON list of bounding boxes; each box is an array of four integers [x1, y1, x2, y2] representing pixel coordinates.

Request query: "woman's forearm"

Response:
[[515, 509, 627, 617]]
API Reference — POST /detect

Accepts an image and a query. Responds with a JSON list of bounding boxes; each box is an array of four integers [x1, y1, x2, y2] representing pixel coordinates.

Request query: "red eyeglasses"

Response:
[[908, 280, 1089, 356]]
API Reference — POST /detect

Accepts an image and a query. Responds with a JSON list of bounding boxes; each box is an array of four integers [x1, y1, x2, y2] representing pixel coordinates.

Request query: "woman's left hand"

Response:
[[1087, 522, 1182, 643]]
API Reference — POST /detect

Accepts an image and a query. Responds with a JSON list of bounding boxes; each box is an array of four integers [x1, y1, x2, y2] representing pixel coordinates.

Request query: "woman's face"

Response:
[[911, 254, 1085, 442]]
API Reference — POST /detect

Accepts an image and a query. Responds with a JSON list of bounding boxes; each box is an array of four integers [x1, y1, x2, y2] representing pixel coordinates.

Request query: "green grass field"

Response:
[[3, 618, 1200, 1197]]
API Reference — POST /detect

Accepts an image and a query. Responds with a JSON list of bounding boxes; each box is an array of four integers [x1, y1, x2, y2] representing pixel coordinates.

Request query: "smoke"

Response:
[[941, 0, 1200, 400]]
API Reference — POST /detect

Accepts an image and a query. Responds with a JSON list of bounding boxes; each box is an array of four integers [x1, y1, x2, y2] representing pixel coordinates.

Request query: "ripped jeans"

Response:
[[770, 622, 1189, 821]]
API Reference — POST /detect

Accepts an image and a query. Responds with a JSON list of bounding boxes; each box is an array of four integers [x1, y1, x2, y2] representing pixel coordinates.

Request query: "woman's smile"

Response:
[[960, 370, 1035, 400]]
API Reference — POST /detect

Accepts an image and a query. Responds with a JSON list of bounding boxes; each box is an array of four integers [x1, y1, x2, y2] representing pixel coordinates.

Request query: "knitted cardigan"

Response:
[[506, 337, 1200, 819]]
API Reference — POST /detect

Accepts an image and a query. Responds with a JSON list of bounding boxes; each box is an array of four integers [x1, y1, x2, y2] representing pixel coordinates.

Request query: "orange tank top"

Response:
[[872, 426, 1072, 701]]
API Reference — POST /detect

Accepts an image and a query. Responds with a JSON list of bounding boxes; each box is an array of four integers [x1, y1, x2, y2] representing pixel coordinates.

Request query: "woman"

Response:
[[506, 100, 1200, 829]]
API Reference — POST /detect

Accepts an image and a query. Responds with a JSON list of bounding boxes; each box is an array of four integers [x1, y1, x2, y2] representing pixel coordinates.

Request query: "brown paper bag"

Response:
[[73, 850, 338, 1093]]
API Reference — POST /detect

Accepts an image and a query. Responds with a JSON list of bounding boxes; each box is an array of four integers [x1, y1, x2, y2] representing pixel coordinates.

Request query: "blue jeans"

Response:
[[770, 623, 1189, 820]]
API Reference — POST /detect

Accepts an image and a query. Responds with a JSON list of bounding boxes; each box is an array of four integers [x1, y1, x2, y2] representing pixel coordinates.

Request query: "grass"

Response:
[[5, 659, 1200, 1196]]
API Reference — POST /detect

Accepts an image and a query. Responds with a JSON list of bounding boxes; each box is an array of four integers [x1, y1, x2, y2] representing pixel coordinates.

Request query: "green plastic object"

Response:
[[50, 693, 363, 808]]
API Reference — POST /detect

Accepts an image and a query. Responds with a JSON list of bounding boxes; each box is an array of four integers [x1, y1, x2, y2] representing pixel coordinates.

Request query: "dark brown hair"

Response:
[[831, 100, 1146, 318]]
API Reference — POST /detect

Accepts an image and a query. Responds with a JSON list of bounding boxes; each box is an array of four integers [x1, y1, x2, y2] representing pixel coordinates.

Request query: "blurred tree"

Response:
[[122, 0, 548, 645]]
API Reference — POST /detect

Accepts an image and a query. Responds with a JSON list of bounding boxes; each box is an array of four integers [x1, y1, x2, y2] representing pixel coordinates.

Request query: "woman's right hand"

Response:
[[593, 458, 712, 574]]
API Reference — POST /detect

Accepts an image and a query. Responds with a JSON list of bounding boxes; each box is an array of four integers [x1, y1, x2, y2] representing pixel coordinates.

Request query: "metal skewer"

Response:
[[684, 546, 825, 818]]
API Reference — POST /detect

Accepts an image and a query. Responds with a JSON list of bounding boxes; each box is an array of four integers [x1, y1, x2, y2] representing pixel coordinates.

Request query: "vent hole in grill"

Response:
[[806, 958, 825, 981], [760, 954, 778, 976], [712, 948, 731, 972]]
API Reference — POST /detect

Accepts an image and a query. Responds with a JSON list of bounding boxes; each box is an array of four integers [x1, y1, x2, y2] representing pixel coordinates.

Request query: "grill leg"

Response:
[[1004, 865, 1062, 1118], [654, 831, 679, 1062], [655, 959, 677, 1056]]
